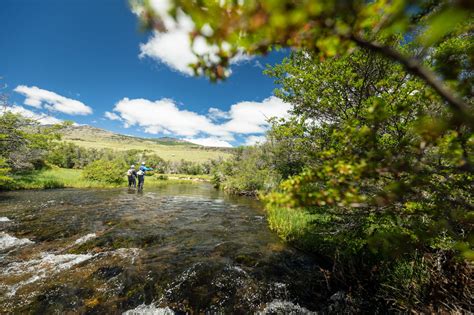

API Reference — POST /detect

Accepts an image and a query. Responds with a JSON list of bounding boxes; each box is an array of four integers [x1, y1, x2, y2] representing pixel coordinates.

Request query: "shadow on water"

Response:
[[0, 183, 328, 314]]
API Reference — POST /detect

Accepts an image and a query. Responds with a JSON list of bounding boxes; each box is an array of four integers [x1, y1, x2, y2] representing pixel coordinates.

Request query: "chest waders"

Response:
[[128, 175, 136, 188], [138, 175, 145, 190]]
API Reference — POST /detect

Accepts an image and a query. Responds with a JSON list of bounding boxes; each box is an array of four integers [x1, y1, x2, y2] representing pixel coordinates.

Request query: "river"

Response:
[[1, 183, 327, 314]]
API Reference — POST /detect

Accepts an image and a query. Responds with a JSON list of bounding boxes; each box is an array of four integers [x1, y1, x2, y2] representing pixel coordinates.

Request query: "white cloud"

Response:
[[244, 135, 267, 146], [136, 0, 250, 76], [184, 137, 233, 148], [208, 107, 230, 121], [104, 111, 121, 121], [109, 96, 291, 147], [3, 105, 62, 125], [113, 97, 229, 138], [222, 96, 291, 134], [14, 85, 92, 115], [140, 31, 198, 76]]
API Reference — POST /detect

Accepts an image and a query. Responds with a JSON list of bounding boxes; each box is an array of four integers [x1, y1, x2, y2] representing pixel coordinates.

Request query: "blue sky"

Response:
[[0, 0, 289, 147]]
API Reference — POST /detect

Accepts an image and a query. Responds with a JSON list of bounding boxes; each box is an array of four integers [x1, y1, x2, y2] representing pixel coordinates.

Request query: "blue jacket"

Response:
[[139, 165, 153, 175]]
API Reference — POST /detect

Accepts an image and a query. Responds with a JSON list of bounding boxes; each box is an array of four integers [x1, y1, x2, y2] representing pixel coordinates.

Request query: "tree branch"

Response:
[[350, 34, 473, 125]]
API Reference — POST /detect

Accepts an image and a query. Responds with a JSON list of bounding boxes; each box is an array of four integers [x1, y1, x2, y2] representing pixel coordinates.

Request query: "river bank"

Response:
[[3, 168, 210, 191]]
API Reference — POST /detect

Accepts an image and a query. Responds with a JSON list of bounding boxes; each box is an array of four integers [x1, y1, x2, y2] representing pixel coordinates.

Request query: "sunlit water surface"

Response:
[[1, 184, 323, 314]]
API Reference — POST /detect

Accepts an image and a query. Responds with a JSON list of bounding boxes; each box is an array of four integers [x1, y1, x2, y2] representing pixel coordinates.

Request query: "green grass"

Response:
[[7, 168, 206, 190], [266, 206, 316, 242], [265, 206, 334, 251], [164, 173, 212, 181], [10, 168, 112, 189]]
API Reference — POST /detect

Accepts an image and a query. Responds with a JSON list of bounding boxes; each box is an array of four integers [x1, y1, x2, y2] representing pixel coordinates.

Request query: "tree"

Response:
[[134, 0, 473, 123], [263, 48, 472, 258], [211, 145, 281, 194], [0, 111, 63, 174]]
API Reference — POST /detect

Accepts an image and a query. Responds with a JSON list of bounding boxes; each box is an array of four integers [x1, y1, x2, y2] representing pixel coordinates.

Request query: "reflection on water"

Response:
[[0, 184, 322, 313]]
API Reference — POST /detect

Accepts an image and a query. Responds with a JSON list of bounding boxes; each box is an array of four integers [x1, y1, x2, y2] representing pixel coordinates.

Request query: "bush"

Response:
[[157, 174, 168, 180], [0, 158, 13, 189], [82, 159, 126, 184], [211, 147, 281, 194]]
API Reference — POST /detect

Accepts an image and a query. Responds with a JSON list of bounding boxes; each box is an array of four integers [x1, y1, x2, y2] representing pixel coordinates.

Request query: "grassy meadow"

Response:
[[66, 139, 229, 162], [61, 125, 231, 163]]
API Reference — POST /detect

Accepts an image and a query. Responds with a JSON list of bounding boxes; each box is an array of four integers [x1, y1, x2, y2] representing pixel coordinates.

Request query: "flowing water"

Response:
[[0, 184, 327, 314]]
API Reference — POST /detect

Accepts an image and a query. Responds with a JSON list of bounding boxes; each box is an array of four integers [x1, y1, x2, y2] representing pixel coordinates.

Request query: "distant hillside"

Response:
[[57, 125, 232, 163], [61, 125, 193, 145]]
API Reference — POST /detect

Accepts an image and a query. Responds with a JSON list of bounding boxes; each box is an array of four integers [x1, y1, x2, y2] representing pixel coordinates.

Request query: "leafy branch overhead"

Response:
[[134, 0, 473, 123]]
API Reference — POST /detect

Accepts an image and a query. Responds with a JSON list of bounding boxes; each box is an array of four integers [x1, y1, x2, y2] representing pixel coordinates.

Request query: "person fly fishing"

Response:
[[137, 161, 153, 190], [127, 165, 137, 188]]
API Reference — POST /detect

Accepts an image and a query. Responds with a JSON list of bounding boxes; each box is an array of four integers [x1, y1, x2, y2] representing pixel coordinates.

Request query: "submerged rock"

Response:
[[258, 299, 316, 314], [0, 232, 34, 251], [1, 252, 95, 296], [324, 291, 361, 314], [93, 266, 124, 280], [123, 304, 175, 315], [74, 233, 97, 245]]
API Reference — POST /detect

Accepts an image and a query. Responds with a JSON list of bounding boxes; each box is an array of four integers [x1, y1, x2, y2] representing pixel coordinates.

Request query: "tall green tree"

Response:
[[264, 48, 472, 258], [0, 112, 63, 174]]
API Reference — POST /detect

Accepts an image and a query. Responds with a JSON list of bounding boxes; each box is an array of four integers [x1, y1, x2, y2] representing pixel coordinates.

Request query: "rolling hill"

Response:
[[58, 125, 232, 163]]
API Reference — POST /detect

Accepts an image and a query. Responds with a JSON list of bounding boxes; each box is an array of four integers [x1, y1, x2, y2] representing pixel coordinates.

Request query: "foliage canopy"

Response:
[[135, 0, 473, 123]]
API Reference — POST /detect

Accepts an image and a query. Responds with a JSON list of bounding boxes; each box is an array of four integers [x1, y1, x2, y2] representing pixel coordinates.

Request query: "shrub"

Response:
[[0, 158, 13, 189], [211, 146, 281, 194], [82, 159, 126, 184]]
